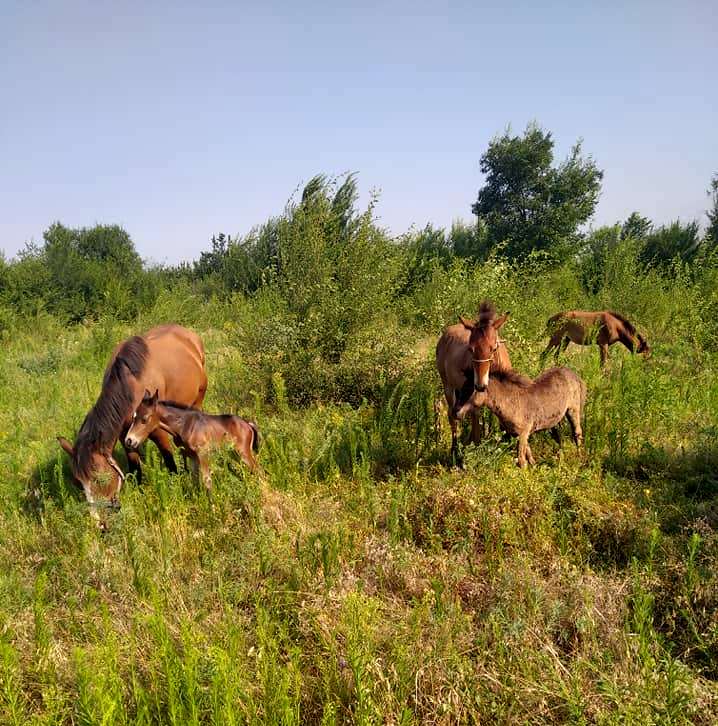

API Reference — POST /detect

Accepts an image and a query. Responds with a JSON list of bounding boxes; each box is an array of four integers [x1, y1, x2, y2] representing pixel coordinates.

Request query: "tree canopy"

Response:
[[472, 124, 603, 261], [707, 173, 718, 247]]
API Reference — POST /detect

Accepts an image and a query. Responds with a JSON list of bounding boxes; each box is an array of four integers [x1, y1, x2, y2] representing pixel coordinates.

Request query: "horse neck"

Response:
[[484, 375, 527, 417], [618, 329, 636, 351], [492, 344, 512, 373], [155, 403, 192, 436], [79, 369, 140, 452]]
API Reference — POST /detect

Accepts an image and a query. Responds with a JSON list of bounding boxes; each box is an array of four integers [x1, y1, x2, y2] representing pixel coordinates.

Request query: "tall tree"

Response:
[[621, 212, 652, 240], [472, 124, 603, 261], [640, 220, 702, 267], [706, 173, 718, 246]]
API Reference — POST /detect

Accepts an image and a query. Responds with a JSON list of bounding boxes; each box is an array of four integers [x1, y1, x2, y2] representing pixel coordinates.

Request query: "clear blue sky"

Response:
[[1, 1, 716, 263]]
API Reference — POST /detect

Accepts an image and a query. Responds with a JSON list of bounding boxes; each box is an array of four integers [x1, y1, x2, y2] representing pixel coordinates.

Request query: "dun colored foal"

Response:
[[455, 367, 586, 468]]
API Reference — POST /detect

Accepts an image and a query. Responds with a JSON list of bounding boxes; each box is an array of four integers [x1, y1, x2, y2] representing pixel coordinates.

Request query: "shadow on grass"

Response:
[[21, 451, 85, 520], [21, 445, 157, 520], [604, 426, 718, 532]]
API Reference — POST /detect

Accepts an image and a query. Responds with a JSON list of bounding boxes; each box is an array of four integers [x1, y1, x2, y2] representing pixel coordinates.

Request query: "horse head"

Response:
[[57, 435, 124, 514], [460, 304, 510, 390]]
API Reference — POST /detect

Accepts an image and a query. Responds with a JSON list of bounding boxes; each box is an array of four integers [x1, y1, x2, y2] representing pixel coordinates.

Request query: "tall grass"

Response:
[[1, 239, 718, 723]]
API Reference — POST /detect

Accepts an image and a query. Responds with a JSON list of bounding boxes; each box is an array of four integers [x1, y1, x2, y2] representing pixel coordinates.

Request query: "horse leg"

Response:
[[542, 332, 562, 365], [557, 336, 571, 361], [525, 441, 536, 466], [149, 429, 178, 474], [172, 434, 190, 471], [566, 409, 583, 447], [443, 385, 461, 466], [517, 432, 530, 468], [470, 409, 483, 445], [599, 344, 609, 369], [188, 452, 201, 486], [450, 413, 462, 465], [198, 455, 212, 491], [126, 449, 143, 484], [121, 427, 144, 485], [117, 424, 143, 485]]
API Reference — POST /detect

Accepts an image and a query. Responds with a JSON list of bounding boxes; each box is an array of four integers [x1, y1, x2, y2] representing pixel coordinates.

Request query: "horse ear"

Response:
[[143, 389, 152, 401], [57, 436, 75, 458], [459, 315, 475, 330], [152, 389, 159, 403], [494, 312, 510, 330]]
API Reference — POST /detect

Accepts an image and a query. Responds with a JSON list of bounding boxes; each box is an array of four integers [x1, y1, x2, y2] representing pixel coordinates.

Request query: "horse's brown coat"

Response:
[[125, 391, 259, 490], [435, 302, 511, 459], [456, 367, 586, 467], [543, 310, 649, 367], [57, 324, 207, 509]]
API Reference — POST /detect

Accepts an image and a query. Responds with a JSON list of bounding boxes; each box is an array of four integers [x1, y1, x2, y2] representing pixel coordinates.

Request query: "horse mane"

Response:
[[75, 336, 149, 478], [477, 300, 496, 327], [607, 311, 637, 335], [489, 368, 532, 388]]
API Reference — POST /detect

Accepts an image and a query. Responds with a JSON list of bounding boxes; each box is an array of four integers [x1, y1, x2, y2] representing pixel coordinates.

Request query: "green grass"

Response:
[[2, 264, 718, 724]]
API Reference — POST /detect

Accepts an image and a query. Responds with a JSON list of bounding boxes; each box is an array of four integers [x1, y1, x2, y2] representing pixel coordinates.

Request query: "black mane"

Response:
[[477, 300, 497, 327], [75, 336, 149, 478], [489, 368, 533, 388], [607, 311, 637, 335]]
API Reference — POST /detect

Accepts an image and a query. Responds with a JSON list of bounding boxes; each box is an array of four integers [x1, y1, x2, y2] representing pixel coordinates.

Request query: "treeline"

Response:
[[1, 125, 717, 402]]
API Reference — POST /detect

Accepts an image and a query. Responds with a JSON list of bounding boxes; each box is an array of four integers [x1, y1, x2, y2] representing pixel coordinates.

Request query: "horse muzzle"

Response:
[[124, 435, 140, 449]]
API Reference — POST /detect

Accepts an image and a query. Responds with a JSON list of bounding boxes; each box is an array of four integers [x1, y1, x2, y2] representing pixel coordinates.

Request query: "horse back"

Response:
[[140, 326, 207, 410], [435, 324, 472, 390]]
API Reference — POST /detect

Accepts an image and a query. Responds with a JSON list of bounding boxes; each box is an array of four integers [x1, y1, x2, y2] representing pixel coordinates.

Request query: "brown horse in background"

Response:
[[455, 367, 586, 468], [543, 310, 650, 368], [436, 301, 511, 460], [125, 390, 260, 490], [57, 324, 207, 512]]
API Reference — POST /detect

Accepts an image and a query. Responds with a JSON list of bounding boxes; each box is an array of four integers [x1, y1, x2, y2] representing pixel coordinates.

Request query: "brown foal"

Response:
[[125, 390, 259, 490]]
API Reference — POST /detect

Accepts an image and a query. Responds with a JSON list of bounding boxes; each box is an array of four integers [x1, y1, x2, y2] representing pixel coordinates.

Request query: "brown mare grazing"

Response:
[[455, 367, 586, 468], [543, 311, 649, 367], [57, 325, 207, 512], [435, 301, 511, 459], [125, 390, 260, 490]]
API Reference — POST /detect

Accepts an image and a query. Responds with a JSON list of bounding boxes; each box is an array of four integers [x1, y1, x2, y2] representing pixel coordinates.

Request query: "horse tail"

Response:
[[248, 421, 261, 453]]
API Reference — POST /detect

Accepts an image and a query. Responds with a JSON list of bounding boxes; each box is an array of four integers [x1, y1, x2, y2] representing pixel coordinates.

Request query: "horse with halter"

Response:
[[57, 324, 207, 517], [435, 301, 511, 460]]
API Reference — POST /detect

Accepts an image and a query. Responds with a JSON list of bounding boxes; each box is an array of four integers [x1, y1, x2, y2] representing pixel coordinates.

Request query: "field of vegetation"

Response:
[[2, 131, 718, 724]]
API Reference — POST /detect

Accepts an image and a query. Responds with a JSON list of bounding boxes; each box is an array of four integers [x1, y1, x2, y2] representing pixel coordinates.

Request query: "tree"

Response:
[[41, 223, 146, 320], [44, 223, 142, 273], [621, 212, 652, 240], [640, 220, 702, 267], [450, 219, 491, 262], [706, 173, 718, 246], [471, 124, 603, 261]]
